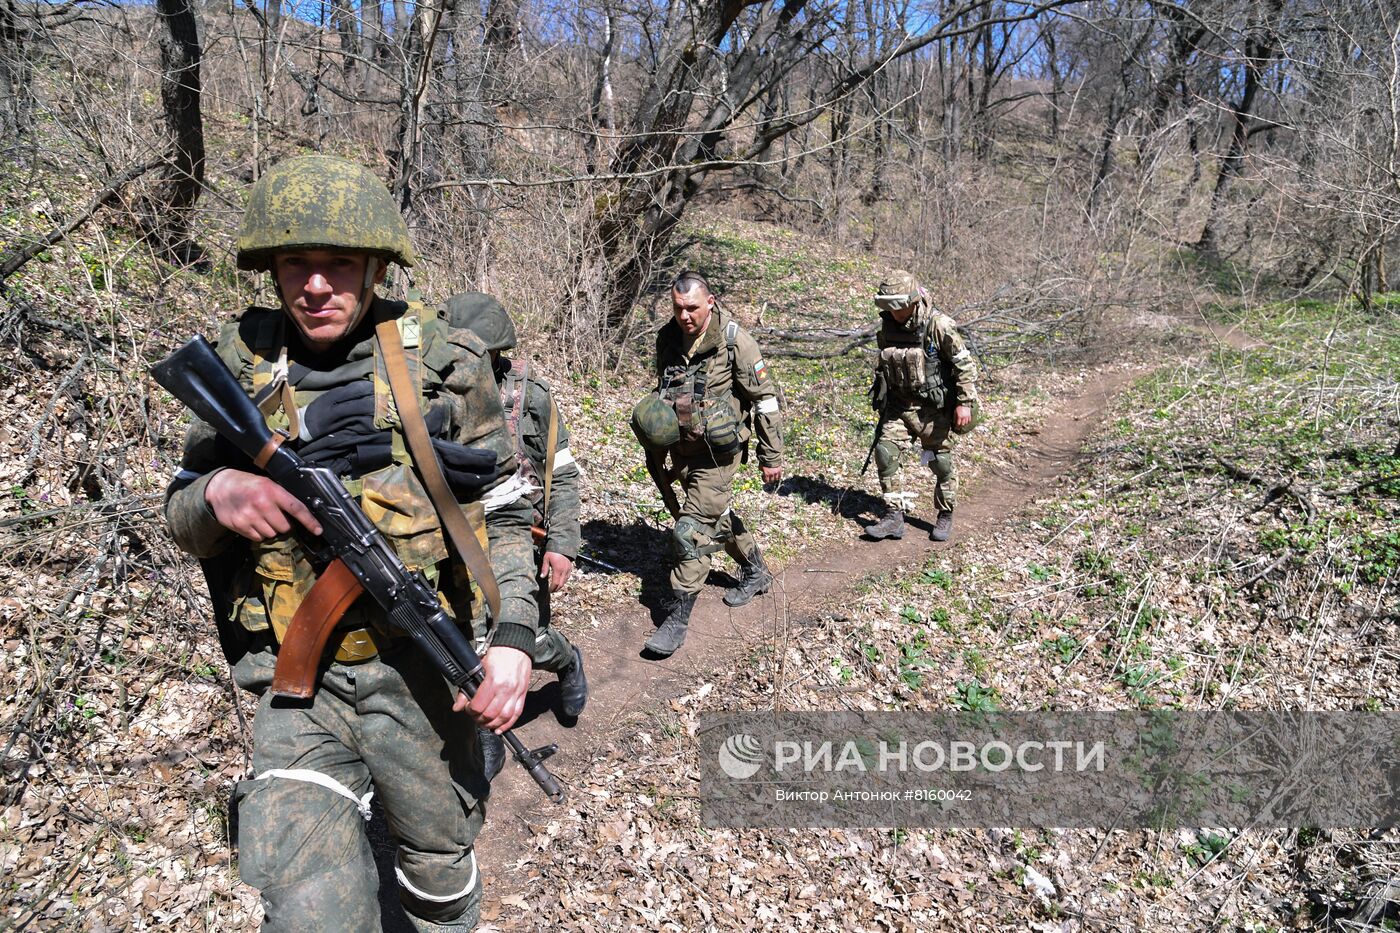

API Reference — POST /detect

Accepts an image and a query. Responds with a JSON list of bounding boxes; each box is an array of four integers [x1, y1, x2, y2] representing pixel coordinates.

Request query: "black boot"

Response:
[[866, 508, 905, 540], [645, 592, 697, 657], [724, 548, 772, 607], [557, 645, 588, 718], [478, 728, 506, 782], [929, 510, 954, 542]]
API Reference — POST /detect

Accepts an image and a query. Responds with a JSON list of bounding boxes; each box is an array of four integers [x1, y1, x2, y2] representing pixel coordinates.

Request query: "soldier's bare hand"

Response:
[[539, 551, 574, 593], [457, 645, 532, 732], [761, 465, 783, 485], [204, 469, 322, 541], [954, 405, 972, 429]]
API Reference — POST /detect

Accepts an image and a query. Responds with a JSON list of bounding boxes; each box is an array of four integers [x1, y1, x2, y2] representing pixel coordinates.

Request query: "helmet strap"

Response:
[[348, 256, 379, 331]]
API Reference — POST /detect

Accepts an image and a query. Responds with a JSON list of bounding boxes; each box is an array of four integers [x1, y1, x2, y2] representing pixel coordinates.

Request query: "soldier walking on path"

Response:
[[865, 270, 980, 543], [163, 155, 537, 930], [630, 272, 784, 657], [448, 292, 589, 777]]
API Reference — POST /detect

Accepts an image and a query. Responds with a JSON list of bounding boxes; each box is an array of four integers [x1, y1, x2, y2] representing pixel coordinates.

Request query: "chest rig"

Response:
[[878, 310, 954, 409], [230, 305, 489, 657], [659, 320, 743, 457]]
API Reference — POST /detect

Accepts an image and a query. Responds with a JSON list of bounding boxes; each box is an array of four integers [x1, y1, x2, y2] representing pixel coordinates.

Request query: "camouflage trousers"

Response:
[[873, 401, 958, 513], [231, 644, 487, 932], [532, 574, 576, 674], [669, 452, 758, 595]]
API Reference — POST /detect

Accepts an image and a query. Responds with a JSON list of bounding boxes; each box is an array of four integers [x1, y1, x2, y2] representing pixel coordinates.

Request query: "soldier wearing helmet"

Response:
[[445, 292, 589, 776], [162, 156, 536, 930], [630, 271, 785, 657], [866, 270, 980, 543]]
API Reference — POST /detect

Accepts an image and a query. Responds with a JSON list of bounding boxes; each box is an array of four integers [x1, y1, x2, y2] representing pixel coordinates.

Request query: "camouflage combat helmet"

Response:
[[874, 270, 923, 312], [631, 394, 680, 451], [444, 292, 517, 351], [236, 155, 417, 271]]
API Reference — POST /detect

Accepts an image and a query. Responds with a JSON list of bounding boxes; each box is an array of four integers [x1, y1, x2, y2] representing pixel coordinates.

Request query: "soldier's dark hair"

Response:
[[671, 271, 712, 296]]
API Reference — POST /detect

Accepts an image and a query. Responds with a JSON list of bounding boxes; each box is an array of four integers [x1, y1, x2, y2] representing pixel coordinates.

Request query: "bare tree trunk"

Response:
[[144, 0, 206, 262], [0, 0, 32, 144], [1088, 24, 1151, 217], [1195, 0, 1284, 254], [1043, 21, 1061, 142], [585, 8, 618, 173], [332, 0, 358, 80], [362, 0, 382, 69]]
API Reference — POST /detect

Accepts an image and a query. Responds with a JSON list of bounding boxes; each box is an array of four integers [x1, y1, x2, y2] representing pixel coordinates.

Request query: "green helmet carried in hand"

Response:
[[631, 394, 680, 451], [236, 155, 417, 271], [444, 292, 517, 351], [951, 397, 983, 435]]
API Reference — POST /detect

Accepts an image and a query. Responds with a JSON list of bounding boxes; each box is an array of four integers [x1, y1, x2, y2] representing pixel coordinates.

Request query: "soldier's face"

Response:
[[273, 249, 385, 350], [888, 301, 917, 324], [672, 287, 714, 336]]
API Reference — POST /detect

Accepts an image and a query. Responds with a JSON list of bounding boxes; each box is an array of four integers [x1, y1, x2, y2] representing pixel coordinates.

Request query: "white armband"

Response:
[[756, 397, 780, 415]]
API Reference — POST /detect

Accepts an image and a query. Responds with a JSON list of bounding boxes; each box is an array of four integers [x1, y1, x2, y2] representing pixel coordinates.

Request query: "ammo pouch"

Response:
[[878, 347, 927, 399]]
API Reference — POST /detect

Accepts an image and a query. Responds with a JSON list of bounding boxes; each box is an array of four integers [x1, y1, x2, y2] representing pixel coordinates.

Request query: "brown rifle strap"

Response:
[[542, 395, 559, 517], [374, 305, 503, 622], [271, 559, 364, 699]]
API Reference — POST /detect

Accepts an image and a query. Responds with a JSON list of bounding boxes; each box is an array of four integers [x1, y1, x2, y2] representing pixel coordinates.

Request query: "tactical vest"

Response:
[[221, 304, 489, 648], [877, 310, 955, 411], [658, 319, 745, 458]]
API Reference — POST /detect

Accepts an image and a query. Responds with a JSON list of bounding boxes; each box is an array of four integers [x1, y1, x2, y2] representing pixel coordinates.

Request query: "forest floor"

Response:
[[1, 208, 1397, 931]]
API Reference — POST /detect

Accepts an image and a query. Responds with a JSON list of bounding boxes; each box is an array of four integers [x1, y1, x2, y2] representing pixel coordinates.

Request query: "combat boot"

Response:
[[645, 592, 697, 657], [478, 728, 506, 782], [866, 508, 905, 540], [929, 510, 954, 542], [558, 646, 588, 718], [723, 548, 772, 607]]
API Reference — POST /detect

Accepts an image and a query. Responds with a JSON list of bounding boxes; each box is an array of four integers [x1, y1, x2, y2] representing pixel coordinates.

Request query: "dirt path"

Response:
[[469, 363, 1142, 898]]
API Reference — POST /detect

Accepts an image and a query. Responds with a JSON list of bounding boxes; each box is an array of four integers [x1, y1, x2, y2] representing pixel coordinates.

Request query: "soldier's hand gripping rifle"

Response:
[[530, 525, 623, 574], [151, 336, 566, 804]]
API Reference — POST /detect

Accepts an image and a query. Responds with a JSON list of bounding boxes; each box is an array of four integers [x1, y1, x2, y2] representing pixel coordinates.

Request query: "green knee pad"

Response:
[[672, 516, 722, 562], [926, 451, 954, 482], [874, 440, 901, 480]]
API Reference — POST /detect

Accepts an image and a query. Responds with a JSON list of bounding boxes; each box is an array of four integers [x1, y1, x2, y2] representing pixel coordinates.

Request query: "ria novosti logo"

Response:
[[718, 733, 764, 779]]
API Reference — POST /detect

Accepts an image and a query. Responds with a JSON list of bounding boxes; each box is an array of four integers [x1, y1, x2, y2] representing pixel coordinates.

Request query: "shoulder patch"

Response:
[[753, 358, 769, 382]]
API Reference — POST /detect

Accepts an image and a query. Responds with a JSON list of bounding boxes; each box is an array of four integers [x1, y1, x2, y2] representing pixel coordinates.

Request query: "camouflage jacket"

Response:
[[655, 306, 784, 466], [496, 358, 581, 561], [875, 296, 979, 410], [163, 298, 541, 660]]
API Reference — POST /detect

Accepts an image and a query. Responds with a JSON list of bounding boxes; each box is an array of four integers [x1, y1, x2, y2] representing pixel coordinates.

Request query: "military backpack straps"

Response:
[[374, 301, 503, 622], [499, 360, 562, 517]]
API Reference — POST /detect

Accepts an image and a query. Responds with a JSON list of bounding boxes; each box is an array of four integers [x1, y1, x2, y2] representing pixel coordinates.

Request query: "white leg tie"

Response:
[[883, 491, 917, 510], [255, 768, 375, 821], [395, 849, 478, 903]]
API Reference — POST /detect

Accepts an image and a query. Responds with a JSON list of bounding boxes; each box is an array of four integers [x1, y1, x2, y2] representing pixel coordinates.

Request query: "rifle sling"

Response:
[[374, 305, 503, 622], [271, 559, 365, 699], [542, 396, 559, 518]]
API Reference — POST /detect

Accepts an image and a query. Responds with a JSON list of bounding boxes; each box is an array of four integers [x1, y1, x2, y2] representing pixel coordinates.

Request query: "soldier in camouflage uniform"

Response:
[[633, 272, 784, 657], [163, 155, 537, 931], [446, 292, 588, 773], [865, 270, 979, 543]]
